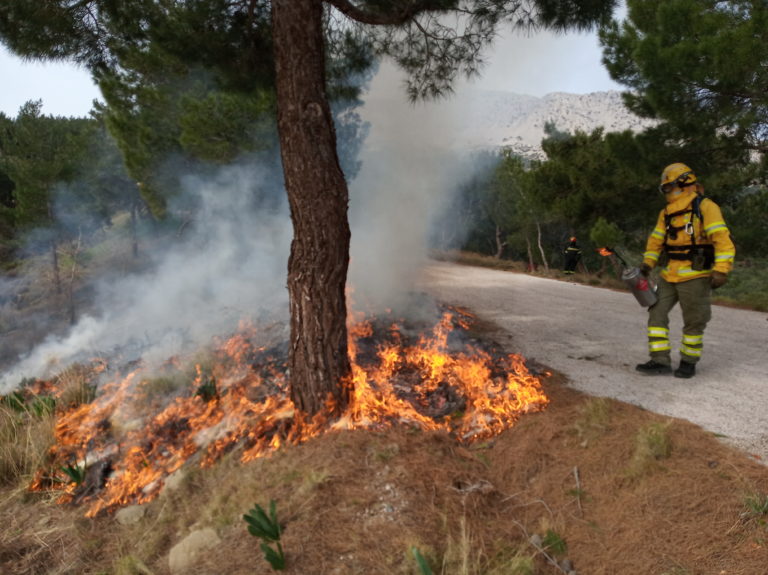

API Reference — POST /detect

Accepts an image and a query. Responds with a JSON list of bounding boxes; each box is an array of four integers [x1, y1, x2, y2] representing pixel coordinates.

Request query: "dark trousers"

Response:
[[563, 256, 579, 274]]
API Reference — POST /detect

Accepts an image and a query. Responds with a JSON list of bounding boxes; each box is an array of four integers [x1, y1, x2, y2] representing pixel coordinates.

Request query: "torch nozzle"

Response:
[[598, 246, 629, 268]]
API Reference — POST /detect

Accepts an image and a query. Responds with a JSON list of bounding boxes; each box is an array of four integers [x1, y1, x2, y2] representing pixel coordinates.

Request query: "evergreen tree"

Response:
[[0, 101, 94, 292], [534, 124, 665, 247], [600, 0, 768, 177], [0, 113, 16, 257], [0, 0, 617, 417]]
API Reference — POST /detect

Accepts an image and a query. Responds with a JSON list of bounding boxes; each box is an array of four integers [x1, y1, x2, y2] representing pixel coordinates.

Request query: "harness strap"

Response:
[[664, 195, 704, 246], [662, 194, 716, 269]]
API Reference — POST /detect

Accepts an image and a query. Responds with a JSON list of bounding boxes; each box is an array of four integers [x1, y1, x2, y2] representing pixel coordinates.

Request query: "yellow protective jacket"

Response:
[[642, 188, 735, 283]]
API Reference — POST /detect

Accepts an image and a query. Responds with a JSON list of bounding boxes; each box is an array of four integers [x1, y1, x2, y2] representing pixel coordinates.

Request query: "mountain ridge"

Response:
[[459, 89, 657, 159], [361, 89, 656, 160]]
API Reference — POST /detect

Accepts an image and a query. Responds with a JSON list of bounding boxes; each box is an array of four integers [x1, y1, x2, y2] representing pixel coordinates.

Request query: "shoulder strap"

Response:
[[663, 195, 706, 248], [692, 195, 704, 222]]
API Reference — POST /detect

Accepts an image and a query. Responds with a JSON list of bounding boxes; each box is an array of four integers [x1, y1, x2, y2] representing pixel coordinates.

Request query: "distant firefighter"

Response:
[[563, 237, 582, 275]]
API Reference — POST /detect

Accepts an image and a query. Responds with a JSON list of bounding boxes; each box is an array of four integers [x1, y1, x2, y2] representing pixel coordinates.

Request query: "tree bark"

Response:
[[525, 234, 535, 272], [67, 231, 82, 325], [48, 200, 61, 294], [272, 0, 351, 417], [50, 238, 61, 294], [536, 221, 549, 271], [494, 224, 505, 259], [131, 198, 139, 259]]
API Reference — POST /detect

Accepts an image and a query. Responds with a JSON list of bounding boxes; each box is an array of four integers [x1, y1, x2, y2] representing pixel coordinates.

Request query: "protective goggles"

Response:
[[659, 171, 694, 194], [659, 182, 679, 194]]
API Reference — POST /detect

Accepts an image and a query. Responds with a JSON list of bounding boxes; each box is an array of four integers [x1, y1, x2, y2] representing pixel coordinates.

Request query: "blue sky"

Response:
[[1, 22, 623, 118]]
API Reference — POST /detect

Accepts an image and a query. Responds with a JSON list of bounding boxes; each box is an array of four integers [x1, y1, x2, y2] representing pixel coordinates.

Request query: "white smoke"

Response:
[[1, 60, 505, 393], [1, 161, 292, 392], [348, 61, 490, 313]]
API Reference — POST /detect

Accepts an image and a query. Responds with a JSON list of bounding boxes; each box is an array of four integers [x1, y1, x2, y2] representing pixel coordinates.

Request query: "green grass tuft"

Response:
[[626, 421, 672, 478]]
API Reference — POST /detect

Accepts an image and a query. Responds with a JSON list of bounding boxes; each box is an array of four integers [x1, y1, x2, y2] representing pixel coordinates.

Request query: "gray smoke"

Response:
[[1, 160, 292, 392], [1, 60, 500, 393], [349, 61, 489, 313]]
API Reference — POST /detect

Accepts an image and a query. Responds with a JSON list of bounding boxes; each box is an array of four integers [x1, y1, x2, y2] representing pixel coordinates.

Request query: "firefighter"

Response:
[[635, 163, 735, 378], [563, 236, 581, 275]]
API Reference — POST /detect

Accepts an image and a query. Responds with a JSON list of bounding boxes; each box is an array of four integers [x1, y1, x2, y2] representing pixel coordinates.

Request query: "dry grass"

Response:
[[0, 403, 56, 486], [569, 397, 610, 448], [54, 364, 98, 409], [625, 421, 673, 479]]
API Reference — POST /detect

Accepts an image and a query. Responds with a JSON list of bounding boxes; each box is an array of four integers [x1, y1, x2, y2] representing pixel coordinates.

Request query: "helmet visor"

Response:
[[659, 182, 678, 194]]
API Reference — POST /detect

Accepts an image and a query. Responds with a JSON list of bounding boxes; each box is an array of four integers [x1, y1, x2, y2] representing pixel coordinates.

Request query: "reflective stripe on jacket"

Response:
[[642, 189, 735, 283]]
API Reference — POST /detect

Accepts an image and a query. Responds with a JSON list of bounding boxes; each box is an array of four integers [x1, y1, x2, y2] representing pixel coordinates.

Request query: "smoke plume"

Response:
[[1, 161, 292, 392], [1, 60, 496, 392]]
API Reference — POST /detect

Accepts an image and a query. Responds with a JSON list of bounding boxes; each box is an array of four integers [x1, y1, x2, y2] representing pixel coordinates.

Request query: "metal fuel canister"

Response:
[[622, 267, 658, 307]]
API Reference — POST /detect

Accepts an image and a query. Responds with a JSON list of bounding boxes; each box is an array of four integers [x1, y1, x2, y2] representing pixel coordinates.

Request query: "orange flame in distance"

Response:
[[597, 247, 615, 257], [26, 310, 548, 516]]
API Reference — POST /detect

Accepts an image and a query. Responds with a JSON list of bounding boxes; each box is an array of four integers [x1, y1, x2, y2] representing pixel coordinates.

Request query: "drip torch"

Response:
[[598, 247, 658, 307]]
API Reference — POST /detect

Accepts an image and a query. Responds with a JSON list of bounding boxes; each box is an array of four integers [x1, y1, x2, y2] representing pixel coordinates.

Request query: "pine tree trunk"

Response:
[[50, 238, 61, 294], [494, 224, 505, 259], [131, 198, 139, 259], [67, 232, 82, 325], [536, 221, 549, 271], [525, 234, 535, 272], [272, 0, 351, 417], [48, 199, 61, 294]]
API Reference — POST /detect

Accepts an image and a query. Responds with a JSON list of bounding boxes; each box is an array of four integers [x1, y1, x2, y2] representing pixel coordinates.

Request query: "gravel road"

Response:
[[417, 261, 768, 463]]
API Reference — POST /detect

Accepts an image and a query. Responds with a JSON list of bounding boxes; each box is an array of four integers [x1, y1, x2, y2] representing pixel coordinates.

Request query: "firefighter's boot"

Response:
[[674, 361, 696, 379], [635, 359, 672, 375]]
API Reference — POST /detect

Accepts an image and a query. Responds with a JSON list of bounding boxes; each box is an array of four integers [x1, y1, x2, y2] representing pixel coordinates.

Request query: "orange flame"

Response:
[[24, 309, 548, 516], [597, 247, 614, 257]]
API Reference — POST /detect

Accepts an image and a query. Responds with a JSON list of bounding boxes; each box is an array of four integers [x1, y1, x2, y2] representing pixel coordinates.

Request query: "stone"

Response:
[[115, 505, 145, 525], [168, 527, 221, 575]]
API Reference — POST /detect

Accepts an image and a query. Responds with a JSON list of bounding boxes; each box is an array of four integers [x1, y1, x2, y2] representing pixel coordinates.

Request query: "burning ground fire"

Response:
[[13, 307, 548, 516]]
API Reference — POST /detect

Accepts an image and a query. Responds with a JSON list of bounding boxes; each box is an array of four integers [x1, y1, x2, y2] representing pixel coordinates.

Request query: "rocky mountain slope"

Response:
[[458, 90, 657, 159], [361, 89, 657, 160]]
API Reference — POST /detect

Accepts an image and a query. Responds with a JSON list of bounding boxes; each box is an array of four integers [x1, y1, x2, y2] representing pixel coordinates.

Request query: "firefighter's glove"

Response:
[[639, 263, 653, 277], [710, 271, 728, 289]]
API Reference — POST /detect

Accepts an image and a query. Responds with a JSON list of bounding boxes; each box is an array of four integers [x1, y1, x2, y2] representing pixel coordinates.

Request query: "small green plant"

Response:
[[627, 421, 672, 477], [243, 499, 285, 571], [481, 543, 537, 575], [60, 462, 87, 485], [1, 390, 55, 417], [566, 487, 587, 500], [572, 397, 610, 446], [30, 396, 56, 417], [194, 377, 218, 402], [742, 492, 768, 526], [1, 391, 27, 412], [541, 529, 567, 556], [411, 546, 433, 575]]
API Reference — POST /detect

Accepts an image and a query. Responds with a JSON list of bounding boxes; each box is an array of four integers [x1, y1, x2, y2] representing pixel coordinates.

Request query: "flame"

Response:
[[597, 247, 615, 257], [23, 308, 548, 516]]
